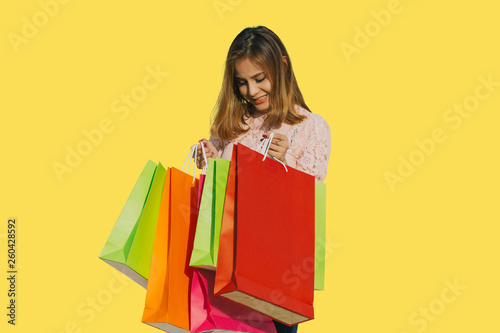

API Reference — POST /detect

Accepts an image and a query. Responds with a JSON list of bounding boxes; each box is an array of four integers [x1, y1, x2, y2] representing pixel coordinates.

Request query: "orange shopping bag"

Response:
[[142, 145, 201, 332]]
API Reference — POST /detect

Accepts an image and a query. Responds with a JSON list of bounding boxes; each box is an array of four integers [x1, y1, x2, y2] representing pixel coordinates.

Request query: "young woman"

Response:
[[196, 26, 331, 333]]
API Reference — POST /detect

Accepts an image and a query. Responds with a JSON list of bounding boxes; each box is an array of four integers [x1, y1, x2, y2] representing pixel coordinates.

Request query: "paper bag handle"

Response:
[[259, 132, 288, 172], [181, 144, 198, 183]]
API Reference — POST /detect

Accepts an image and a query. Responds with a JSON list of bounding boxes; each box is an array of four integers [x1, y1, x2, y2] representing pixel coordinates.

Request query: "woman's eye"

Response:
[[236, 76, 265, 86]]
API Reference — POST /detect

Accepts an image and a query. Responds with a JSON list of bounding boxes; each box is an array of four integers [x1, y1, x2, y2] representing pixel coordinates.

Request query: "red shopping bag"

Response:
[[215, 143, 315, 326], [191, 268, 277, 333], [142, 167, 200, 332]]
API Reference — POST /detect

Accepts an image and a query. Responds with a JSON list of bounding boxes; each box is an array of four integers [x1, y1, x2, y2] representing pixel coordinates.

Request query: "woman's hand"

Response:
[[263, 131, 289, 164], [196, 139, 217, 169]]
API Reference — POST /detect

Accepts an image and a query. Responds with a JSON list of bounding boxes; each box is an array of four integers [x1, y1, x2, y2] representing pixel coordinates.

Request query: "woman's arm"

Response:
[[294, 114, 331, 183]]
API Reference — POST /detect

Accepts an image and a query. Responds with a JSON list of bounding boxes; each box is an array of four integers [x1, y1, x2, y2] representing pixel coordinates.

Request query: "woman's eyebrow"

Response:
[[235, 72, 265, 80]]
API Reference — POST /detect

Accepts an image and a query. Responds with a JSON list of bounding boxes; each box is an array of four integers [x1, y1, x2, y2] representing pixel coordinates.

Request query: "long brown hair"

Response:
[[210, 26, 311, 141]]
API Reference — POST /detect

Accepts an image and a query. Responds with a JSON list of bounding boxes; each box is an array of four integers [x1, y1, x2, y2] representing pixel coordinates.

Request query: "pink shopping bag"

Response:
[[191, 268, 276, 333]]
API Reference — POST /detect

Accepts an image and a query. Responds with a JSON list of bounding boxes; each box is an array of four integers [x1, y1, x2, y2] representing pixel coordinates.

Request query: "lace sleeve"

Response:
[[295, 114, 331, 183], [209, 135, 228, 158]]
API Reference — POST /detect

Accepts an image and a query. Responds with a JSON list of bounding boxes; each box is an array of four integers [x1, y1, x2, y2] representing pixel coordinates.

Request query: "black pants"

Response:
[[273, 320, 298, 333]]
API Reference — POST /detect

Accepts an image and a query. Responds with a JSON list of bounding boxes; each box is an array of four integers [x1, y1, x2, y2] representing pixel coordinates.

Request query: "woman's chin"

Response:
[[253, 103, 271, 114]]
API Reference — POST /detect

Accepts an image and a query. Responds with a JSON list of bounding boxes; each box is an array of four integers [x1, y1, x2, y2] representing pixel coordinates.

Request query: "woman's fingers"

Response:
[[265, 132, 289, 146], [204, 140, 217, 156], [264, 132, 289, 163], [195, 138, 218, 169], [266, 148, 287, 165], [195, 139, 207, 169]]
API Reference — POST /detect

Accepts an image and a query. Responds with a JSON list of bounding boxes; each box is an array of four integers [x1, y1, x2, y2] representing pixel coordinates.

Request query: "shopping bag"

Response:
[[99, 160, 166, 288], [142, 145, 201, 332], [191, 268, 277, 333], [190, 158, 230, 270], [314, 183, 326, 291], [215, 143, 316, 326], [212, 159, 230, 268], [197, 173, 206, 209]]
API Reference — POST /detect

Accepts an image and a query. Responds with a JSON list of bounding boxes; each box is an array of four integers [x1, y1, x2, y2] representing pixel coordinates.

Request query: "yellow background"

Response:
[[1, 0, 499, 332]]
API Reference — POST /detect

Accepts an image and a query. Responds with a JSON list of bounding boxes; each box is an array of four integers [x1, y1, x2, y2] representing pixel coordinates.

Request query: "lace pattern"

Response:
[[209, 104, 331, 182]]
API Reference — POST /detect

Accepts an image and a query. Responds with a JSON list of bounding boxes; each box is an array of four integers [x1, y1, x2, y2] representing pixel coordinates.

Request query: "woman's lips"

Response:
[[253, 94, 268, 104]]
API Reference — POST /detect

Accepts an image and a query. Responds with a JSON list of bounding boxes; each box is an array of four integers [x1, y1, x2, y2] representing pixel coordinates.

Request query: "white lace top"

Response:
[[209, 104, 331, 183]]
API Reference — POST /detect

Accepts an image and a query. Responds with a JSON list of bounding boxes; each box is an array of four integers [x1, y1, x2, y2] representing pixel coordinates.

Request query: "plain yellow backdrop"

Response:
[[1, 0, 499, 332]]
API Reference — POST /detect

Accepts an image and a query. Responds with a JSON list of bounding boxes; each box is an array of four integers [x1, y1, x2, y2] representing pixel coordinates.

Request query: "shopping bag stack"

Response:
[[98, 142, 327, 332]]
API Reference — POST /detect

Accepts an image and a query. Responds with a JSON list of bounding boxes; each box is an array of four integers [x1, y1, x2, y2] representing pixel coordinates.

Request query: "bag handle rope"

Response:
[[181, 144, 199, 183], [259, 132, 288, 172]]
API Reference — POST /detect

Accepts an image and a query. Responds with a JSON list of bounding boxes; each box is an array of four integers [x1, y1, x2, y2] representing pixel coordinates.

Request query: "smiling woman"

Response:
[[234, 59, 272, 113], [195, 25, 332, 333], [197, 26, 331, 183]]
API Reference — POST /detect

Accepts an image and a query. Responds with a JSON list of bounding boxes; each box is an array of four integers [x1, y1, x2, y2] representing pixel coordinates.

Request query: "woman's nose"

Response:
[[247, 82, 259, 97]]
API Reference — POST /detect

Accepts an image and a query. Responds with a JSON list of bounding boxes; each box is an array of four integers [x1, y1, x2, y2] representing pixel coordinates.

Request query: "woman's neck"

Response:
[[249, 106, 272, 118]]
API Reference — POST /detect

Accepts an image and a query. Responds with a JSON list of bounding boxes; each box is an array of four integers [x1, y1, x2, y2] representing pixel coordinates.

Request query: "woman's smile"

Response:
[[253, 94, 268, 104]]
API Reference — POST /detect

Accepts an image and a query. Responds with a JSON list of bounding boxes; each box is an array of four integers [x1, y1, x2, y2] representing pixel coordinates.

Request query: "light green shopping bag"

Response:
[[189, 158, 230, 270], [315, 182, 327, 290], [99, 161, 167, 288]]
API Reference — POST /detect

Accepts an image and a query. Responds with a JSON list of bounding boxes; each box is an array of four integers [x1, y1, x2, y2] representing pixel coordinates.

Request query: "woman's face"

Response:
[[234, 58, 272, 114]]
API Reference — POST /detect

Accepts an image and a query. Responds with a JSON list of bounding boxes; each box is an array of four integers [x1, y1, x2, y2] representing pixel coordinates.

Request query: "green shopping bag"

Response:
[[189, 158, 230, 270], [99, 160, 167, 288], [315, 182, 327, 290]]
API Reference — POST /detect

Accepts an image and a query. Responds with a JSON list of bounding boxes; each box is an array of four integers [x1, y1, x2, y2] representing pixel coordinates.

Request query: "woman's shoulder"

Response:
[[293, 104, 330, 129]]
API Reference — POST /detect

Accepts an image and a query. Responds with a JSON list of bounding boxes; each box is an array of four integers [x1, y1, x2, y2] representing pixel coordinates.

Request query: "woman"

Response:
[[196, 26, 331, 333]]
